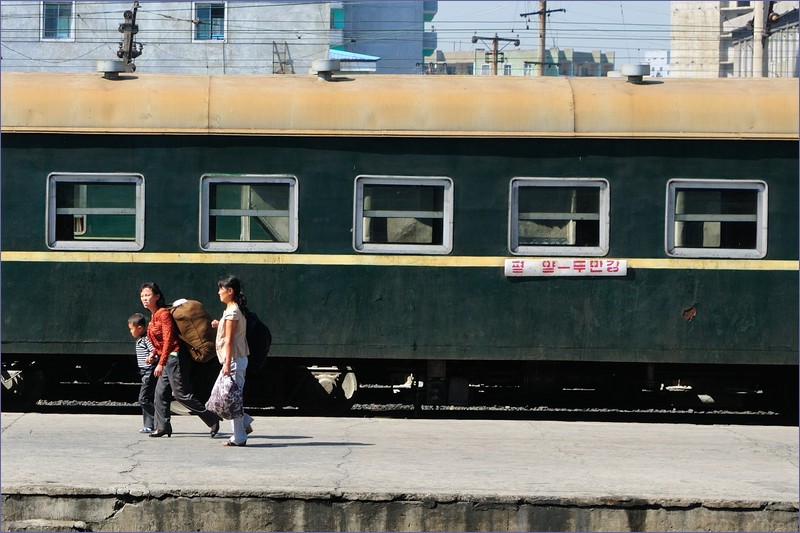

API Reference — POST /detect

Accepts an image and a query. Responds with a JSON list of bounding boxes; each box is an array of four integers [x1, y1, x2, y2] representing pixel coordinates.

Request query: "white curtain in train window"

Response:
[[509, 177, 609, 257], [46, 173, 144, 251], [518, 187, 583, 245], [210, 183, 289, 242], [201, 175, 298, 252], [362, 184, 442, 244], [673, 188, 754, 248], [354, 175, 453, 255], [666, 179, 767, 258]]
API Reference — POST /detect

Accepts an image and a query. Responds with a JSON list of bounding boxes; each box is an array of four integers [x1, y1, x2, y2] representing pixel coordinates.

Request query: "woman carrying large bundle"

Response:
[[139, 281, 221, 438]]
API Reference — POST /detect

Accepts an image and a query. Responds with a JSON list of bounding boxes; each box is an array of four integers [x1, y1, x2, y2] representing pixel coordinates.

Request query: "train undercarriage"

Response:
[[2, 354, 796, 418]]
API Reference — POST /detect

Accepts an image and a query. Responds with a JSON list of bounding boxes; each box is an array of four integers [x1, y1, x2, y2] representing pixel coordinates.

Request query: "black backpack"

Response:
[[244, 309, 271, 371]]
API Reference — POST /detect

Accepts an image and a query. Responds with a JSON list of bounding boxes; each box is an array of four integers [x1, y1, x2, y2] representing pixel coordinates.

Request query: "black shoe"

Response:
[[210, 422, 220, 438], [149, 428, 172, 438]]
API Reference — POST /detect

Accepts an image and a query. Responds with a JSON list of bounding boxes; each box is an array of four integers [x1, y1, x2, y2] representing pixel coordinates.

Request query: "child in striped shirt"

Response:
[[128, 313, 157, 433]]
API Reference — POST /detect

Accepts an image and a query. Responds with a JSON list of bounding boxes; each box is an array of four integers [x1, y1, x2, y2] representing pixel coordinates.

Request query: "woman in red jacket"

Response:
[[140, 282, 221, 438]]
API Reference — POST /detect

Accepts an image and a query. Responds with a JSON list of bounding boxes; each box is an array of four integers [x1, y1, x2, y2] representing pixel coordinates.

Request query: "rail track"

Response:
[[21, 380, 796, 426]]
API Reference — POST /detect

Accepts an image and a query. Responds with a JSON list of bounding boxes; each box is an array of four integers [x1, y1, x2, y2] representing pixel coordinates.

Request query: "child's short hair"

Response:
[[128, 313, 147, 328]]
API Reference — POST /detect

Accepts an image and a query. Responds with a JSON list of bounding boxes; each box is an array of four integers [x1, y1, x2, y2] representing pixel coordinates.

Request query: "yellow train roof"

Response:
[[2, 72, 797, 140]]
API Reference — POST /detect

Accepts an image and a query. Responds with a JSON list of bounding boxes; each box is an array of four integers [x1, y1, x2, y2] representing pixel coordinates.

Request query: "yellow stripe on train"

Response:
[[1, 251, 797, 271]]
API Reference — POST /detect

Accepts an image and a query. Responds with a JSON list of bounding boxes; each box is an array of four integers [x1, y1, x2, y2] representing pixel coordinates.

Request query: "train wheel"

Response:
[[298, 366, 358, 415], [1, 364, 45, 411]]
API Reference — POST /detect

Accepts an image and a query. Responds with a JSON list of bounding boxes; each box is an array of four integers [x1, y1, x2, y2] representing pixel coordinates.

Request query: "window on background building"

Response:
[[353, 175, 453, 254], [665, 179, 767, 258], [200, 175, 298, 252], [46, 173, 145, 251], [42, 1, 74, 40], [509, 178, 610, 256], [194, 2, 225, 41], [504, 64, 512, 75], [481, 64, 491, 75], [330, 7, 344, 30]]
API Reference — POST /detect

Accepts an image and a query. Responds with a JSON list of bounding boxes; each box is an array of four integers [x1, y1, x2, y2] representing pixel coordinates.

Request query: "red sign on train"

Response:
[[504, 259, 627, 277]]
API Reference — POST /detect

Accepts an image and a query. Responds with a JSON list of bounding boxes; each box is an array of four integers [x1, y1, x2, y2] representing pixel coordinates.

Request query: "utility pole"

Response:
[[472, 34, 520, 75], [117, 0, 142, 72], [520, 1, 565, 77], [752, 0, 768, 77], [537, 1, 546, 76]]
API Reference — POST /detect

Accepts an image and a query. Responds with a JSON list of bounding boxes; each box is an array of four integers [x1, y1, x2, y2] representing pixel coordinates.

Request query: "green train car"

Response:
[[2, 71, 797, 411]]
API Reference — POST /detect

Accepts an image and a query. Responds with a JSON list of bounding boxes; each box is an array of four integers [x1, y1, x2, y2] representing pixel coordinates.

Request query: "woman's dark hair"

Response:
[[140, 282, 166, 308], [218, 274, 248, 312]]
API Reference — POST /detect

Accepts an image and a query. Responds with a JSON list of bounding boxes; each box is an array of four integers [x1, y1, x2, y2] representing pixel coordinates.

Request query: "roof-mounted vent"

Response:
[[312, 59, 341, 81], [96, 59, 131, 80], [620, 64, 650, 84]]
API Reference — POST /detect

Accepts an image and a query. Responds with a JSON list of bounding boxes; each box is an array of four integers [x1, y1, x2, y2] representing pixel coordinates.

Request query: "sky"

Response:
[[432, 1, 671, 64]]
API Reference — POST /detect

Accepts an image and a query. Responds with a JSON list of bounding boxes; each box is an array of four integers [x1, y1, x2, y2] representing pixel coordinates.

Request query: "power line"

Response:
[[2, 1, 794, 73]]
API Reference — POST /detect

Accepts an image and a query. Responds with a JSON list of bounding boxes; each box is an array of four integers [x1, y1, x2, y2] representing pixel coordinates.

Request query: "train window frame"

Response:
[[665, 179, 768, 259], [353, 175, 454, 255], [509, 177, 610, 256], [45, 173, 145, 251], [200, 174, 298, 253]]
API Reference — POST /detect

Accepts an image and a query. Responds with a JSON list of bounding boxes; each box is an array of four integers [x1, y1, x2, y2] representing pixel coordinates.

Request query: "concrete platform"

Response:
[[1, 412, 797, 532]]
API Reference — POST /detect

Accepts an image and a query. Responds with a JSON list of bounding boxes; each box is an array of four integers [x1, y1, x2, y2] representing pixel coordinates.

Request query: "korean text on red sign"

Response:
[[504, 259, 628, 277]]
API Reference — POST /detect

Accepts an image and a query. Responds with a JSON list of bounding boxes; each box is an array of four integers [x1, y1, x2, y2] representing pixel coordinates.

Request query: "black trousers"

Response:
[[154, 349, 220, 431], [138, 366, 157, 429]]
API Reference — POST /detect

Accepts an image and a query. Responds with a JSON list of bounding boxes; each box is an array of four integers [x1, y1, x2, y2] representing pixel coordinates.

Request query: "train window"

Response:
[[200, 174, 298, 252], [666, 179, 767, 258], [509, 178, 609, 256], [46, 173, 144, 251], [353, 175, 453, 254]]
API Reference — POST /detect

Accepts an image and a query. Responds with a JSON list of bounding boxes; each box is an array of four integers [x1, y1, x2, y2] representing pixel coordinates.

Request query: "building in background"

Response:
[[0, 0, 438, 75], [1, 1, 329, 74], [331, 0, 437, 74], [328, 48, 380, 73], [5, 1, 797, 79], [645, 50, 671, 77], [424, 48, 614, 77], [670, 0, 798, 77], [728, 3, 798, 76]]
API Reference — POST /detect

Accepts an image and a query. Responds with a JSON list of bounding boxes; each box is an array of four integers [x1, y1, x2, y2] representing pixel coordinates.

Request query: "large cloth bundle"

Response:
[[169, 299, 216, 363]]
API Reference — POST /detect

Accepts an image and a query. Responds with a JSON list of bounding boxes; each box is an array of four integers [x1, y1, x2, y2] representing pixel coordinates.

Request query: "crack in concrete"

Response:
[[722, 426, 799, 467], [102, 496, 128, 523], [1, 412, 27, 433], [331, 419, 370, 494], [117, 440, 145, 477]]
